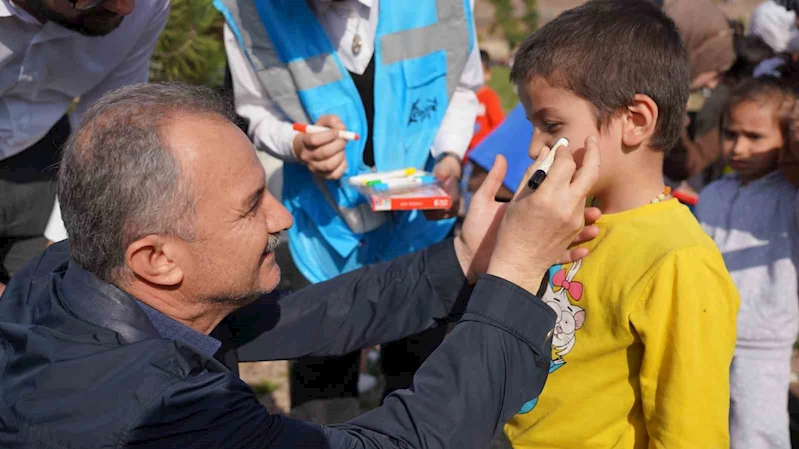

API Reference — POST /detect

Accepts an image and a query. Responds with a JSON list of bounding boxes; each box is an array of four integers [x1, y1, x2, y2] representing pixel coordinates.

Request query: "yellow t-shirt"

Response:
[[505, 199, 740, 449]]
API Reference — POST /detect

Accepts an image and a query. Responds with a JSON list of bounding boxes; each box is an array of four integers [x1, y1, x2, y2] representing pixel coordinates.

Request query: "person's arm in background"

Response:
[[42, 1, 171, 246], [223, 25, 298, 163], [427, 0, 482, 219], [484, 87, 505, 131], [224, 26, 349, 179], [630, 247, 740, 448]]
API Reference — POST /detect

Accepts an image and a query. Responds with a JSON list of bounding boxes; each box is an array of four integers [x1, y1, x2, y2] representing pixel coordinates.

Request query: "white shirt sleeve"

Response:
[[44, 198, 66, 243], [224, 25, 300, 162], [431, 1, 483, 160]]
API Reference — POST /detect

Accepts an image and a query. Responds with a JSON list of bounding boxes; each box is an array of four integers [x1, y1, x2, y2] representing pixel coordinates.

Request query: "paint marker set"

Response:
[[347, 168, 452, 212]]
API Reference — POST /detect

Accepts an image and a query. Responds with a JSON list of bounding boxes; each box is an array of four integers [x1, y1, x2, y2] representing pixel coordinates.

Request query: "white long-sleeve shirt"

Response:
[[224, 0, 482, 163], [0, 0, 171, 242]]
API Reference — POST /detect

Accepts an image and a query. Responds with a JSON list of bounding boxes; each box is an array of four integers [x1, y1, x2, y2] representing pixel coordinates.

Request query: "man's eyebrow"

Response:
[[244, 185, 266, 210]]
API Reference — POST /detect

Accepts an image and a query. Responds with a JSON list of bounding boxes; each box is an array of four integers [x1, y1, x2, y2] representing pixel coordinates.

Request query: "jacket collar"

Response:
[[60, 260, 161, 344]]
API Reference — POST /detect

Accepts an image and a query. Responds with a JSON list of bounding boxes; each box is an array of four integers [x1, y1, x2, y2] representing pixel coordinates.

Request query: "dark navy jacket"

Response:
[[0, 240, 556, 448]]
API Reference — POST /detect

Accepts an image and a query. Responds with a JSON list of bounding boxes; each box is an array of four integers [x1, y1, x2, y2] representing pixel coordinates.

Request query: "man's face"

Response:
[[24, 0, 134, 36], [165, 115, 293, 307], [518, 76, 622, 196]]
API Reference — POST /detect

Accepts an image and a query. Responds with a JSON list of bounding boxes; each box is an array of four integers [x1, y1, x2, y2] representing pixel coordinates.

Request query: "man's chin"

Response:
[[51, 15, 124, 37]]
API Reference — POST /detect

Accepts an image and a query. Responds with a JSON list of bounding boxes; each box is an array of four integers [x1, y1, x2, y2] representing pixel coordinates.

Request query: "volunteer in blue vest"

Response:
[[220, 0, 482, 422]]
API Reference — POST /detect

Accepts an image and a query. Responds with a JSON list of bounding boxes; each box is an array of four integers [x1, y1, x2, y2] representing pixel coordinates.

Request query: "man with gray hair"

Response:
[[0, 83, 602, 448]]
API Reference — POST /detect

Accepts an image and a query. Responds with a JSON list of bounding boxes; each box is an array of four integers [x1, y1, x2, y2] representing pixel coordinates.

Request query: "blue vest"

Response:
[[216, 0, 475, 283]]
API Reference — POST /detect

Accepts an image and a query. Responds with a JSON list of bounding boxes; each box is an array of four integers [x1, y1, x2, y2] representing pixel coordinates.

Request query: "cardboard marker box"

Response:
[[368, 185, 452, 211]]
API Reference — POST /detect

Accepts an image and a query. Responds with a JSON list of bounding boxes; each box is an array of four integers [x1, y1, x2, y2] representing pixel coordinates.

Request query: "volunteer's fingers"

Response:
[[305, 129, 342, 148], [327, 159, 348, 180], [307, 138, 347, 161]]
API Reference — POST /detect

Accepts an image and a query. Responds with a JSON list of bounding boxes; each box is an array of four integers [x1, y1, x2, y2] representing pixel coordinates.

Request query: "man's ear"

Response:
[[622, 94, 659, 148], [126, 235, 184, 286]]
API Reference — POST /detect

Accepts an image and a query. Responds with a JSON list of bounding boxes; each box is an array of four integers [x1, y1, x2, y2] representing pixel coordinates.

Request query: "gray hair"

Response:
[[58, 83, 237, 284]]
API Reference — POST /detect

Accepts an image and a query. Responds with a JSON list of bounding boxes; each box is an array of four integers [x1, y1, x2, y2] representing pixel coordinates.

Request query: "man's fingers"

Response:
[[584, 206, 602, 225], [572, 224, 600, 245], [514, 146, 550, 196], [475, 155, 507, 200], [538, 143, 576, 189], [570, 136, 601, 197], [559, 246, 591, 265]]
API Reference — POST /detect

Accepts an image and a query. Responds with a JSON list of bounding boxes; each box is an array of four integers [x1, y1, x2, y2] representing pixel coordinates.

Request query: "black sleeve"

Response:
[[225, 239, 472, 362], [127, 275, 555, 449]]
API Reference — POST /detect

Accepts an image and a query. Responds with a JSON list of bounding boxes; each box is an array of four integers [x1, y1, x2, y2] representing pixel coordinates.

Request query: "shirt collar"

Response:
[[58, 253, 221, 358], [313, 0, 372, 15], [135, 301, 222, 358]]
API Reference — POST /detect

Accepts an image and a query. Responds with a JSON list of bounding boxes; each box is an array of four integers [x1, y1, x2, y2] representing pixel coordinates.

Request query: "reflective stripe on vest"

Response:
[[217, 0, 470, 124]]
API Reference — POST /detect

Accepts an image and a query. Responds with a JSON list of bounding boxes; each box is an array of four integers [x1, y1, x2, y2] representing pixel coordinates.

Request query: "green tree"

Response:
[[149, 0, 226, 87], [488, 0, 538, 49]]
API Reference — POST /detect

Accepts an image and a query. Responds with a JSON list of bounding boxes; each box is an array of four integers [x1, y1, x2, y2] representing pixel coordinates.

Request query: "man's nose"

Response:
[[262, 193, 294, 233], [103, 0, 135, 16]]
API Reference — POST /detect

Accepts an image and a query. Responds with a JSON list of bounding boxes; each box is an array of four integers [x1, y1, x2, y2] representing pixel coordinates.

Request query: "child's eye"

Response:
[[722, 129, 737, 140], [543, 122, 561, 134]]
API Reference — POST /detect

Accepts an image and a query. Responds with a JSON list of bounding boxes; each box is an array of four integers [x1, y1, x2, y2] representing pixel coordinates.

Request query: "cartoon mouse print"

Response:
[[518, 260, 586, 414]]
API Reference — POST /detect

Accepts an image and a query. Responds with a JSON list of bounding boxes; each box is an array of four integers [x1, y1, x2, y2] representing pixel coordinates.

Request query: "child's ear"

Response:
[[622, 94, 659, 148]]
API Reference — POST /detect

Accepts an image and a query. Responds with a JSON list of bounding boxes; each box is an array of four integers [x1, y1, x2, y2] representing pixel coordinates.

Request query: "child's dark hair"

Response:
[[510, 0, 690, 151], [727, 35, 775, 82], [725, 76, 797, 140], [480, 49, 491, 67]]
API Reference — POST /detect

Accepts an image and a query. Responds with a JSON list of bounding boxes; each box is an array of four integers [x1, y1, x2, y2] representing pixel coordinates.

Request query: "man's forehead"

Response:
[[164, 116, 263, 205]]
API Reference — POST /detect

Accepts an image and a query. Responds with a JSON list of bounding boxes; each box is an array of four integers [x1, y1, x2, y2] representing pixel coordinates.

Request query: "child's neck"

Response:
[[593, 160, 668, 215]]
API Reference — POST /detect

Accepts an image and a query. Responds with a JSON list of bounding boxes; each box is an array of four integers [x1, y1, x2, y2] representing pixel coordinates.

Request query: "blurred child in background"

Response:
[[696, 77, 799, 449]]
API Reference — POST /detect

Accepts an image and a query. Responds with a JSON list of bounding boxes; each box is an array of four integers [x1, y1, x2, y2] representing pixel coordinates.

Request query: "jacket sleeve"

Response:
[[126, 275, 556, 449], [225, 239, 472, 362]]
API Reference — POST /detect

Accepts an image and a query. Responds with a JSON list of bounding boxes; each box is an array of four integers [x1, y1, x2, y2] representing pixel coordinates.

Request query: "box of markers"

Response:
[[347, 168, 452, 212]]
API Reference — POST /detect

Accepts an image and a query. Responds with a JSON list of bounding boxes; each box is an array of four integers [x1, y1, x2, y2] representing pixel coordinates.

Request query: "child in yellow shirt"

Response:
[[503, 1, 741, 448]]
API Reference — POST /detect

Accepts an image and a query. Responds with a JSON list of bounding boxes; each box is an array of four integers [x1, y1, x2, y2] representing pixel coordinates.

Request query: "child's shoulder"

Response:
[[600, 199, 720, 263]]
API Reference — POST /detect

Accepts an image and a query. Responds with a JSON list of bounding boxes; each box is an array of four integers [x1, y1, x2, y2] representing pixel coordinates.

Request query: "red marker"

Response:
[[292, 123, 360, 141]]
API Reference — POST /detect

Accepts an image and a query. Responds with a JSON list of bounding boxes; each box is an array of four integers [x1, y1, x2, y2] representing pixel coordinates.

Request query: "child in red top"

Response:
[[466, 50, 505, 158]]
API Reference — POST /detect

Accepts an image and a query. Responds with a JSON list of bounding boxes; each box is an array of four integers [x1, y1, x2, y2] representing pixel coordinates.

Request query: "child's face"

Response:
[[518, 76, 622, 195], [722, 100, 782, 184]]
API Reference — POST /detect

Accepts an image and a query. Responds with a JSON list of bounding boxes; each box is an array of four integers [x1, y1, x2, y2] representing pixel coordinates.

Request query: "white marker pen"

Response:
[[527, 137, 569, 191]]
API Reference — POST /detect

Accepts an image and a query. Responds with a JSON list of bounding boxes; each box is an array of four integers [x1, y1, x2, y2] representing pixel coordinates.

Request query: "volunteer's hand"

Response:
[[292, 115, 348, 180], [425, 154, 463, 220], [486, 136, 601, 294], [781, 100, 799, 187], [454, 144, 601, 285], [0, 282, 5, 297]]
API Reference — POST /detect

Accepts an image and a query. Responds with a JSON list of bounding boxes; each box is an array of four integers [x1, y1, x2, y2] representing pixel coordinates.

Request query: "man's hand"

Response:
[[482, 136, 601, 294], [425, 154, 462, 220], [454, 141, 601, 286], [292, 115, 349, 180], [781, 100, 799, 187], [0, 282, 5, 297]]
